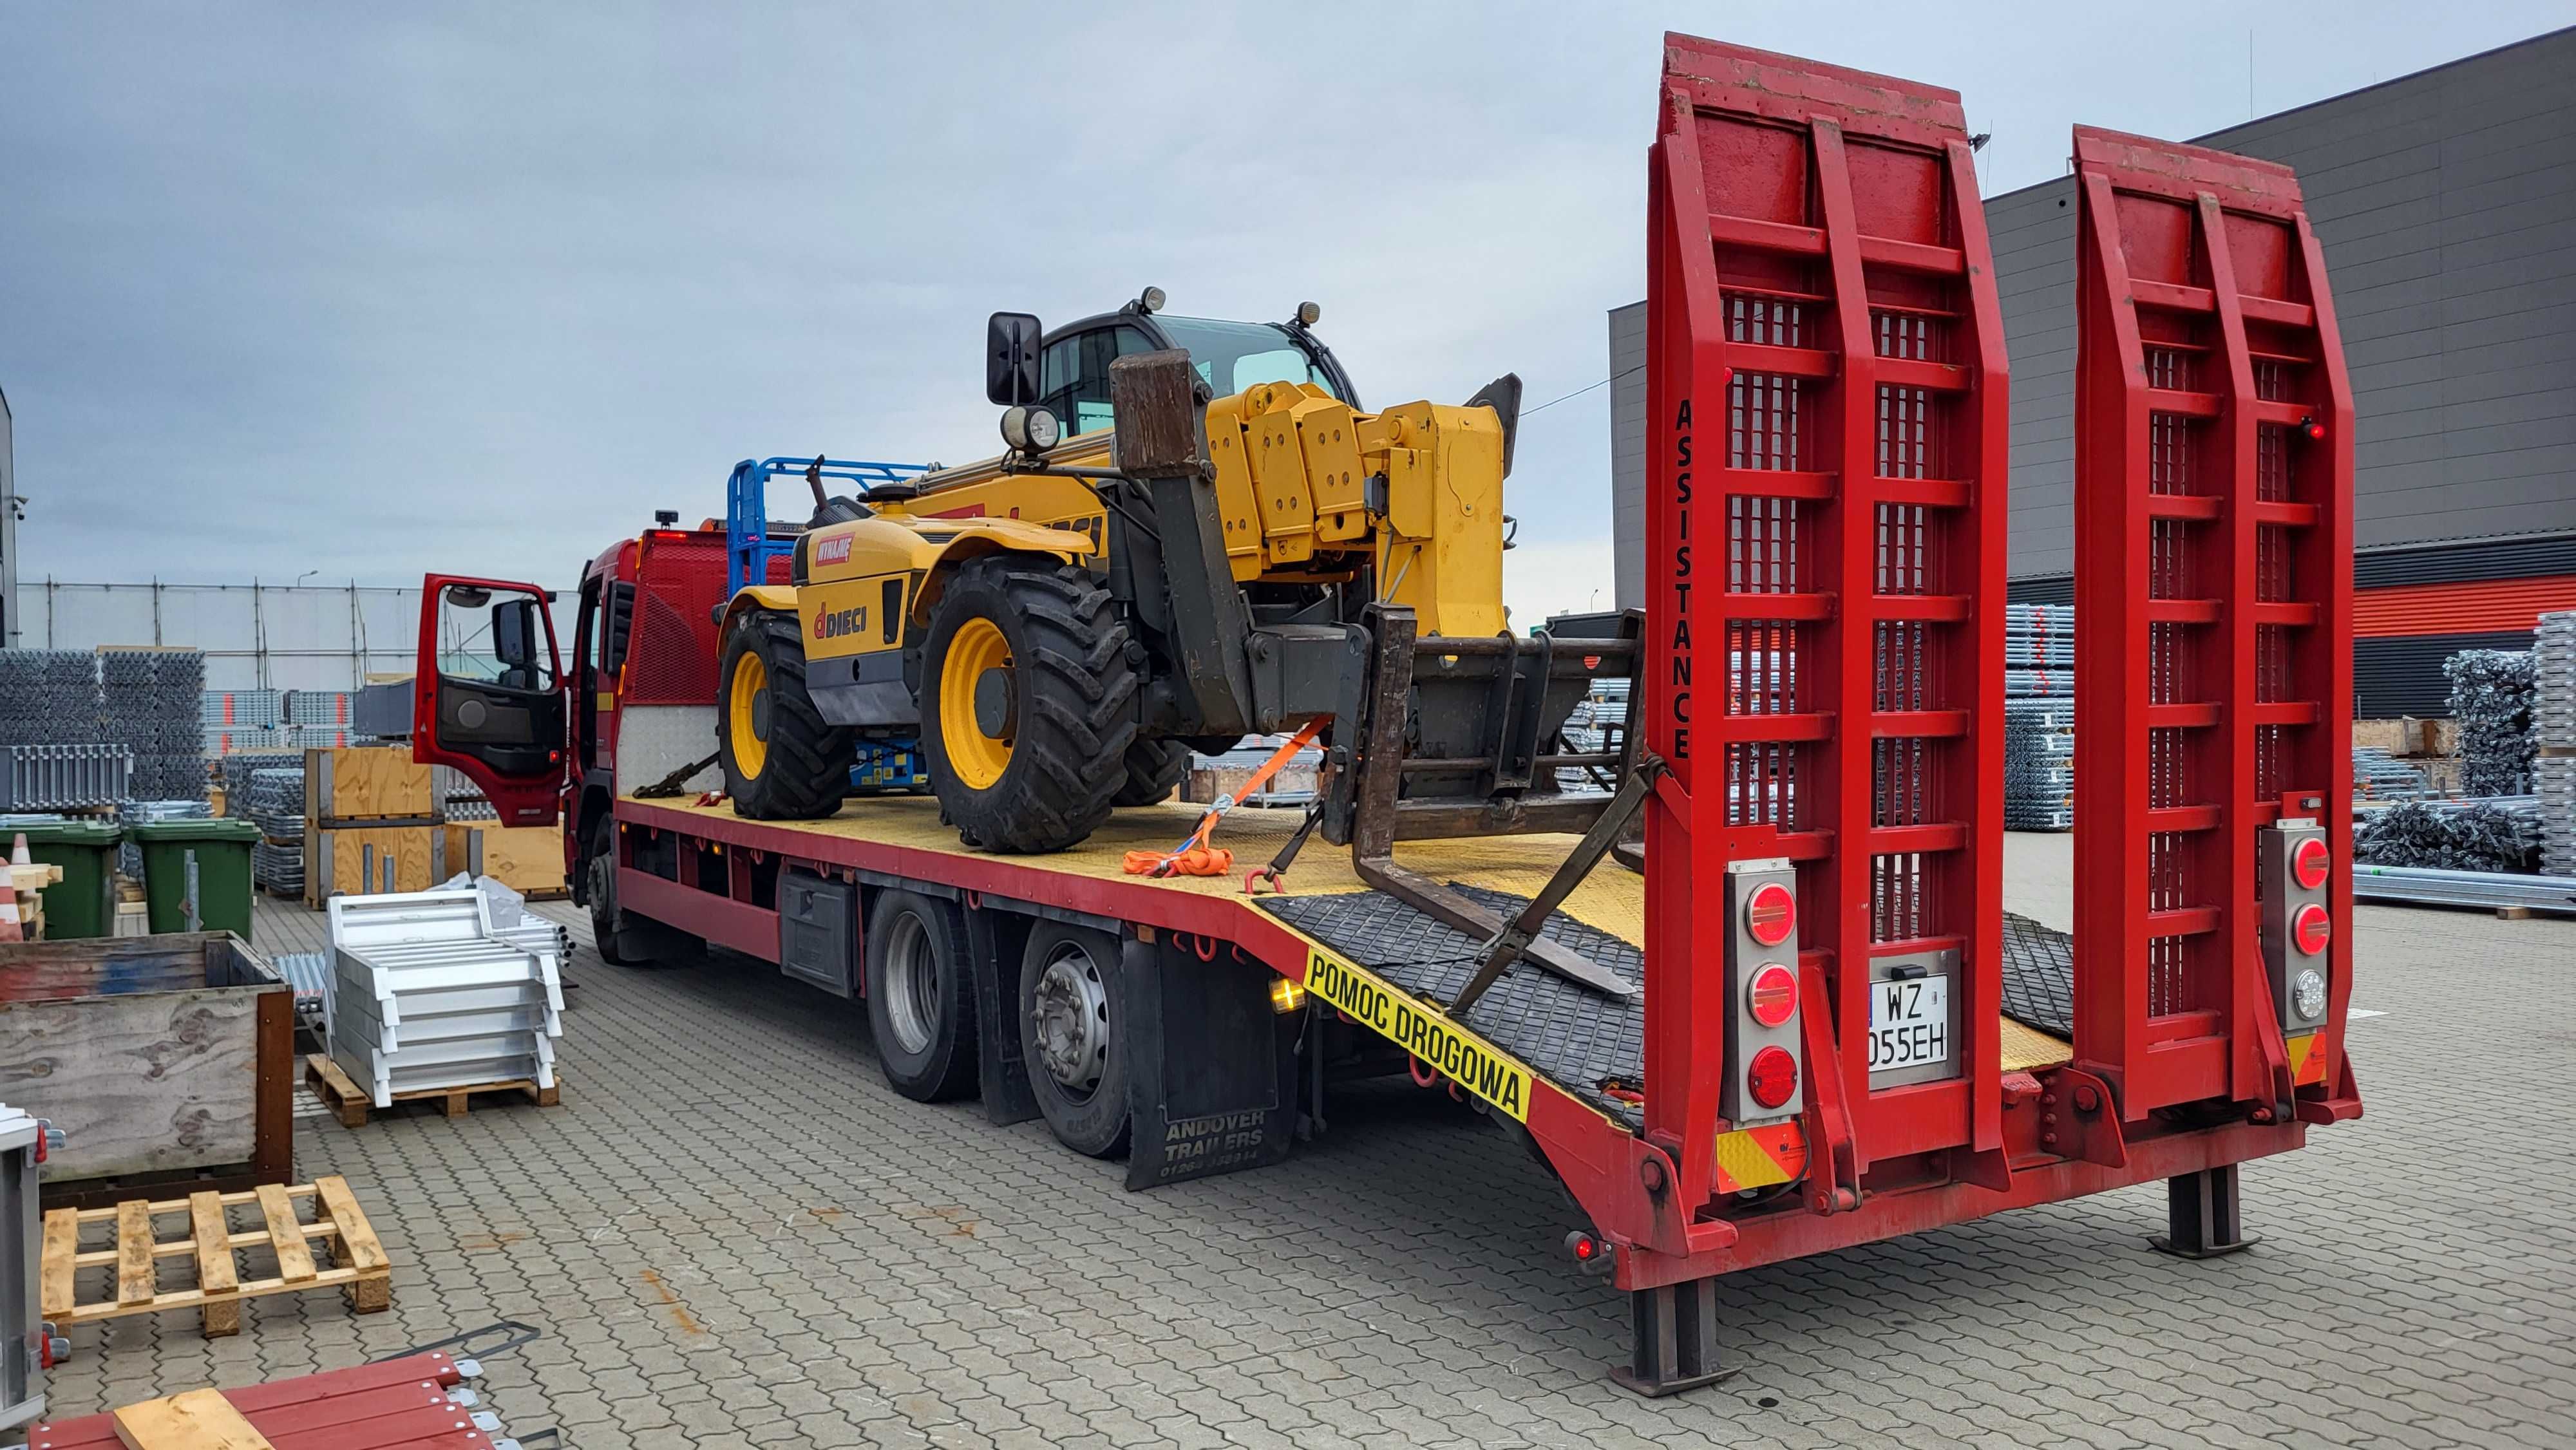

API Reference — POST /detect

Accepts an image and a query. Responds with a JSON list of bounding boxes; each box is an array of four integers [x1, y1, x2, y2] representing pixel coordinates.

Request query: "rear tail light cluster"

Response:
[[2260, 821, 2334, 1033], [1723, 862, 1803, 1127]]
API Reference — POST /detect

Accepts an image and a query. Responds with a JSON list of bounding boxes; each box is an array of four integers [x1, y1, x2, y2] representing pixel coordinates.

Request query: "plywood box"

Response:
[[305, 747, 435, 822], [304, 824, 448, 904], [0, 932, 291, 1203], [444, 824, 567, 898]]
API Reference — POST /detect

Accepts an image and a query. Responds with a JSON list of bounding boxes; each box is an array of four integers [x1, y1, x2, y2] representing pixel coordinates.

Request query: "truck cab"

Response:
[[1031, 295, 1359, 438]]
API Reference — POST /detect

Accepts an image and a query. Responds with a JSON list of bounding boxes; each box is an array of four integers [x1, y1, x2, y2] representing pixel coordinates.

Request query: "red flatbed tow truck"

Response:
[[406, 36, 2362, 1394]]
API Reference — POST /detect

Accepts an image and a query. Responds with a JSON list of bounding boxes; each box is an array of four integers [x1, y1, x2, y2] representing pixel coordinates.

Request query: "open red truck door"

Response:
[[412, 574, 569, 827]]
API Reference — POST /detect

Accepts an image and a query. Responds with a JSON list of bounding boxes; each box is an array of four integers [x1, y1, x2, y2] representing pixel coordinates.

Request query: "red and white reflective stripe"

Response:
[[2293, 836, 2331, 891], [2292, 903, 2331, 956], [1745, 883, 1795, 946]]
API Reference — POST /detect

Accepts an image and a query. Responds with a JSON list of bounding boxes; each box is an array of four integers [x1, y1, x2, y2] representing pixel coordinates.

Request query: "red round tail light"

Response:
[[1745, 883, 1796, 946], [2292, 903, 2331, 956], [1746, 963, 1799, 1028], [2293, 836, 2331, 891], [1746, 1045, 1799, 1110]]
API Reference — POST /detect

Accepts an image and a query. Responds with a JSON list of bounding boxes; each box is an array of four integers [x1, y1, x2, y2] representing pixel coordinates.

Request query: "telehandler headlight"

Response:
[[1294, 300, 1321, 326], [1000, 405, 1062, 454], [1137, 285, 1166, 314]]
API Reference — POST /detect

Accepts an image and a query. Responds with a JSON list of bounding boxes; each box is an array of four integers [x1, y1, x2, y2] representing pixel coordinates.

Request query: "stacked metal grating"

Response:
[[0, 744, 133, 810], [240, 762, 308, 896], [327, 888, 564, 1106], [0, 649, 102, 746], [202, 686, 284, 755], [283, 689, 354, 727], [2352, 746, 2432, 800], [2537, 612, 2576, 876], [2003, 604, 2076, 831], [99, 648, 208, 801], [2445, 647, 2536, 798]]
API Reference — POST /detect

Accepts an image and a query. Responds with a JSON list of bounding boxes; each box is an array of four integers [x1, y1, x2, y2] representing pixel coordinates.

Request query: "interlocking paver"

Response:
[[32, 835, 2576, 1446]]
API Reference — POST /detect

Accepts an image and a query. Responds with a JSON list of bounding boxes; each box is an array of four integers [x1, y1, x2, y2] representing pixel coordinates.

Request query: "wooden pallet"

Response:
[[304, 1051, 559, 1128], [39, 1176, 392, 1339]]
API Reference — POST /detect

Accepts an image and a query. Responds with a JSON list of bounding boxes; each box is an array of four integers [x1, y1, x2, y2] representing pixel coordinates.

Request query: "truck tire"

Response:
[[587, 817, 702, 966], [719, 609, 854, 820], [865, 890, 980, 1102], [1112, 739, 1192, 807], [922, 558, 1137, 852], [1019, 921, 1130, 1157]]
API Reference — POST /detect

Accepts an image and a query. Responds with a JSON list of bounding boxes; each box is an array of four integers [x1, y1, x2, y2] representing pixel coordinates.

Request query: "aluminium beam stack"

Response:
[[326, 889, 564, 1107], [2003, 604, 2076, 830], [2537, 612, 2576, 876]]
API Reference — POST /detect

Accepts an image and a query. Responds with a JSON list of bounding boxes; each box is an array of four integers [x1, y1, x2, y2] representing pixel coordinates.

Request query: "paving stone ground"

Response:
[[36, 834, 2576, 1448]]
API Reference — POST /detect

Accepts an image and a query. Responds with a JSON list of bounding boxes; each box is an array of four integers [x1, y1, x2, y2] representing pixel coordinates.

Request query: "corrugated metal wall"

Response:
[[1990, 27, 2576, 578]]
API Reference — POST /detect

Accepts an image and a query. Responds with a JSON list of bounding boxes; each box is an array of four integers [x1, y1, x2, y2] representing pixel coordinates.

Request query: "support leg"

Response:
[[2151, 1165, 2258, 1259], [1607, 1277, 1737, 1397]]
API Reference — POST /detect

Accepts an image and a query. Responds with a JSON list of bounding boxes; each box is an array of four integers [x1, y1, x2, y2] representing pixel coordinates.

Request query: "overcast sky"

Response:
[[6, 2, 2572, 623]]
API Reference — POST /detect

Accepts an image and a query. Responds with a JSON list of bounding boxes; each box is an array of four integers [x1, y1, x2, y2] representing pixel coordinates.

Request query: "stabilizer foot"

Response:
[[1607, 1277, 1739, 1397], [2151, 1164, 2259, 1259]]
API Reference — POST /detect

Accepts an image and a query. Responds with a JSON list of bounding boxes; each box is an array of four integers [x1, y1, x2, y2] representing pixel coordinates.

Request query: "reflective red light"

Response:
[[2293, 836, 2331, 891], [1745, 883, 1795, 946], [1572, 1236, 1597, 1260], [1746, 963, 1799, 1028], [2293, 903, 2331, 956], [1747, 1045, 1799, 1110], [2300, 416, 2325, 441]]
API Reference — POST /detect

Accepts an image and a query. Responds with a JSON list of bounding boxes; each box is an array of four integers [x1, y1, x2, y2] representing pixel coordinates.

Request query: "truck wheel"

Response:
[[1019, 922, 1130, 1157], [585, 818, 633, 965], [922, 558, 1137, 852], [1112, 739, 1193, 807], [720, 609, 855, 820], [866, 890, 980, 1102]]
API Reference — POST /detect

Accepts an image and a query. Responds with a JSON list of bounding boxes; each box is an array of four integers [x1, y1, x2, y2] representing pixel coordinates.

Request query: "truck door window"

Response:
[[1037, 326, 1153, 439]]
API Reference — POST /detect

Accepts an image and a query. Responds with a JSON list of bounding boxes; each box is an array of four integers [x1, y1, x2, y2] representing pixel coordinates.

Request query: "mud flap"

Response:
[[1121, 934, 1299, 1190], [969, 905, 1039, 1127]]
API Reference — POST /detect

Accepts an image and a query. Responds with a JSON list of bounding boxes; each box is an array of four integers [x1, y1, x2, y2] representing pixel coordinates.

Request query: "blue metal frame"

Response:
[[724, 456, 933, 599]]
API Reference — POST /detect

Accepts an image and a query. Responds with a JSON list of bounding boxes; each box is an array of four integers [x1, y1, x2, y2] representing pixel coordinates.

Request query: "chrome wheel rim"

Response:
[[881, 912, 940, 1055], [1029, 941, 1110, 1098]]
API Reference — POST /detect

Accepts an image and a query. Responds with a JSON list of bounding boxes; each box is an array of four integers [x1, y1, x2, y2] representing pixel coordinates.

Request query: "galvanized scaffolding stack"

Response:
[[2003, 605, 2076, 830], [2537, 612, 2576, 876], [230, 755, 310, 896], [100, 648, 207, 801]]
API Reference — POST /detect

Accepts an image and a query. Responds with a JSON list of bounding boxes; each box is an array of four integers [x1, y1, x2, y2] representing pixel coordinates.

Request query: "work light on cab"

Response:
[[999, 405, 1061, 453], [1745, 1046, 1798, 1111], [1745, 963, 1798, 1028], [2292, 903, 2331, 956], [1745, 883, 1795, 946], [2293, 836, 2331, 890]]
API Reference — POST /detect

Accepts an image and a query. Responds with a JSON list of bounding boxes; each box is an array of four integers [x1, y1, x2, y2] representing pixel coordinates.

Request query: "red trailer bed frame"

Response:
[[411, 33, 2362, 1396]]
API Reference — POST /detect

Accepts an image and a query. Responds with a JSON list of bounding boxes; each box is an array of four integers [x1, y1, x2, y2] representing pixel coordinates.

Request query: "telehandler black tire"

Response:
[[922, 557, 1137, 852], [1111, 739, 1193, 807], [718, 609, 854, 820]]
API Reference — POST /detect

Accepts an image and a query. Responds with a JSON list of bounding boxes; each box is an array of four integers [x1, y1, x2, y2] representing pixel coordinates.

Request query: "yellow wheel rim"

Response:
[[940, 617, 1014, 790], [728, 648, 769, 781]]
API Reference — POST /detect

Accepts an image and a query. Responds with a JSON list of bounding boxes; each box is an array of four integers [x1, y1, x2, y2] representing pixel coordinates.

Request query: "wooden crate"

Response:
[[303, 747, 435, 823], [442, 823, 567, 898], [303, 824, 448, 905], [0, 933, 293, 1207], [305, 1053, 558, 1127], [40, 1175, 391, 1339]]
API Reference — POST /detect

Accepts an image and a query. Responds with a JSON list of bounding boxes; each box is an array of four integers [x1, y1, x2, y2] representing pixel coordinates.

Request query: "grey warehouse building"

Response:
[[1610, 27, 2576, 717]]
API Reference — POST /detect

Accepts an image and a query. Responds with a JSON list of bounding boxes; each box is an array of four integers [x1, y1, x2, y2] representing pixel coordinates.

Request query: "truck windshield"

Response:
[[1154, 315, 1340, 399]]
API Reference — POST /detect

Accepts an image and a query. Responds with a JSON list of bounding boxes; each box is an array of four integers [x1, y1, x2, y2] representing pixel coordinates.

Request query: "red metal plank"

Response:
[[2071, 124, 2358, 1123], [1651, 32, 2009, 1210]]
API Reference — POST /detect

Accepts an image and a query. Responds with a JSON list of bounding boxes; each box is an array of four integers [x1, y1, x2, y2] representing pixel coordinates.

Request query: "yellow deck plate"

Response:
[[628, 793, 2073, 1073]]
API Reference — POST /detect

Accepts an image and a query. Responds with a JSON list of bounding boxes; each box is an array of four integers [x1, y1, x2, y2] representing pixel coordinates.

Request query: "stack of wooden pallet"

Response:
[[302, 747, 564, 905]]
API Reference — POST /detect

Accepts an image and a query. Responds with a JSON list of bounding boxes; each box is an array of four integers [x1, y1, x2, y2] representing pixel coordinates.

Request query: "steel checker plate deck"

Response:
[[1649, 32, 2009, 1207], [2070, 126, 2359, 1121]]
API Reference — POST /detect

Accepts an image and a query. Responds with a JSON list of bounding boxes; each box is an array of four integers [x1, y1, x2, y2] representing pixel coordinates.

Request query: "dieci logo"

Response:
[[815, 534, 853, 566], [813, 605, 867, 639]]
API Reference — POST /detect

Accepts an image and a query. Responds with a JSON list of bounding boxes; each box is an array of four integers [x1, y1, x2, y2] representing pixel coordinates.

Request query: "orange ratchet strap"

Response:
[[1122, 720, 1324, 878]]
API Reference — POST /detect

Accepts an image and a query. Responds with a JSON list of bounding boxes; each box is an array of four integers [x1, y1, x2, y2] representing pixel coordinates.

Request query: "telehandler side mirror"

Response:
[[987, 312, 1043, 406], [1106, 349, 1212, 481]]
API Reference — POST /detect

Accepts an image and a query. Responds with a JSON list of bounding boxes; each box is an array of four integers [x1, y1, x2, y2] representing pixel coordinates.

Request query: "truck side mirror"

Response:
[[987, 312, 1043, 406], [1107, 349, 1212, 480], [492, 598, 538, 669]]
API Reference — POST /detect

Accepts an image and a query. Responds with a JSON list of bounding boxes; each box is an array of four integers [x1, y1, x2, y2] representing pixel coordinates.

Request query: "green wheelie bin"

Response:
[[133, 816, 264, 941], [8, 818, 124, 939]]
